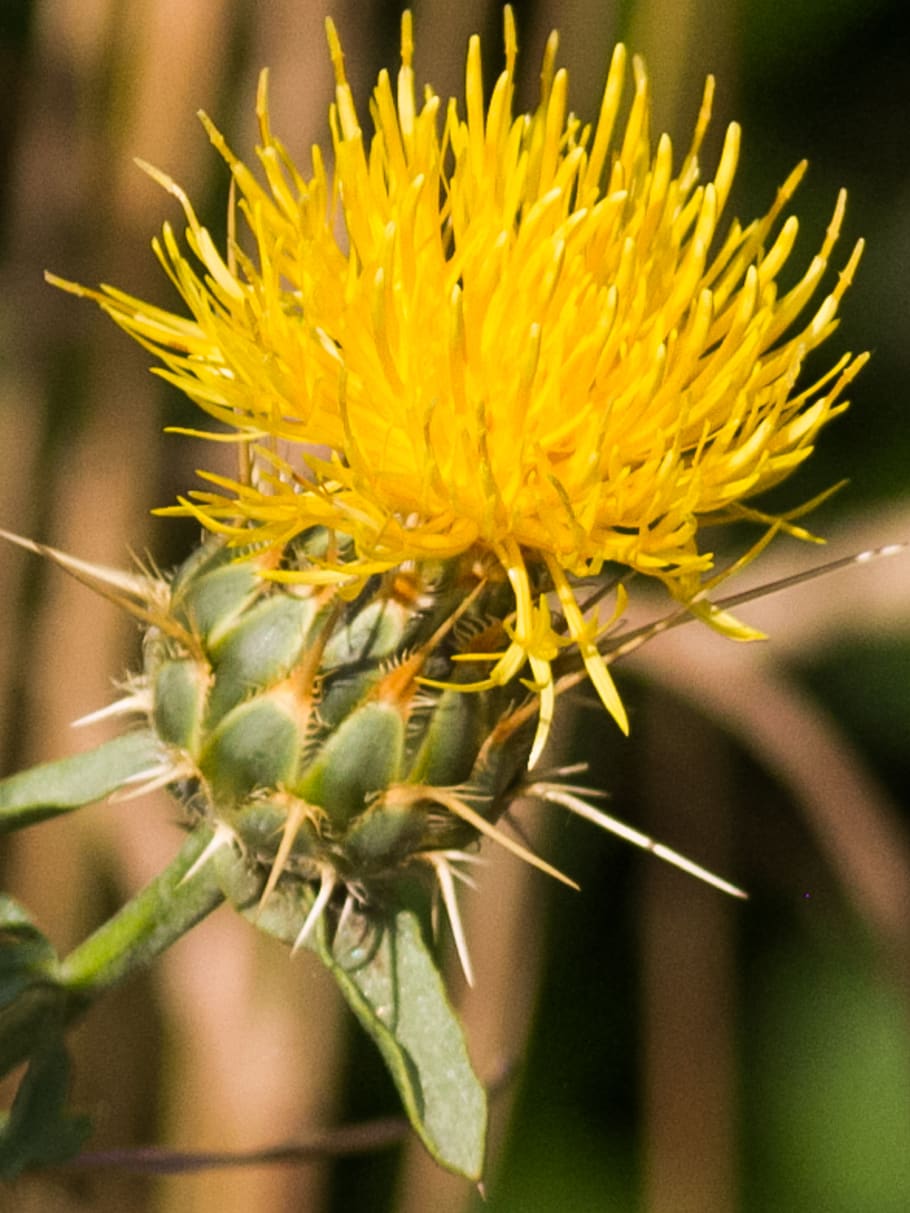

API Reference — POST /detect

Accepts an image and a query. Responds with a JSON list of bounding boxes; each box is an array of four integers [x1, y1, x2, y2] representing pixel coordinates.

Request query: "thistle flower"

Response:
[[50, 7, 866, 756], [1, 7, 881, 1180]]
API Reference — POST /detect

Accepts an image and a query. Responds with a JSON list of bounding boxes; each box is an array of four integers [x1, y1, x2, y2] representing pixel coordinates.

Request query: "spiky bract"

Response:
[[134, 534, 563, 956]]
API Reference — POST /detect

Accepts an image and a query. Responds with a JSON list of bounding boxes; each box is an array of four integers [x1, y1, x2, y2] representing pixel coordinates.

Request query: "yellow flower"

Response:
[[51, 7, 865, 741]]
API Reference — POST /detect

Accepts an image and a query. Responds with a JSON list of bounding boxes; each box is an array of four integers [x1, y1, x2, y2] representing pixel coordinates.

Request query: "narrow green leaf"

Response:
[[0, 983, 69, 1081], [0, 902, 68, 1081], [0, 895, 57, 1008], [217, 851, 487, 1180], [0, 898, 67, 1079], [0, 729, 163, 832], [328, 902, 487, 1180], [0, 1042, 91, 1178]]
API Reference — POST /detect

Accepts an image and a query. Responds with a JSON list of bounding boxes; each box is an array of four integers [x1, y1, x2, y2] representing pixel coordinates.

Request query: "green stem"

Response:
[[56, 827, 225, 997], [1, 829, 226, 1080]]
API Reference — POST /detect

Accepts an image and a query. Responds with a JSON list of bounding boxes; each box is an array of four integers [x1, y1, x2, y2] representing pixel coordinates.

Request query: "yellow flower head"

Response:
[[53, 8, 865, 741]]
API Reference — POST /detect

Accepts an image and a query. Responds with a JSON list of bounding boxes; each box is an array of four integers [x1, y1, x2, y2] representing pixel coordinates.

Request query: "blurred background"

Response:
[[1, 0, 909, 1209]]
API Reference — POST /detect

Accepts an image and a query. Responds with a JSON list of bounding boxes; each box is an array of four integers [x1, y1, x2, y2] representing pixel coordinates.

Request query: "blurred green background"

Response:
[[1, 1, 909, 1210]]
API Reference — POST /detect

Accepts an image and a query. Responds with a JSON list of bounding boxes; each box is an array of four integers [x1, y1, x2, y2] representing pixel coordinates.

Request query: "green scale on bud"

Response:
[[141, 533, 542, 951]]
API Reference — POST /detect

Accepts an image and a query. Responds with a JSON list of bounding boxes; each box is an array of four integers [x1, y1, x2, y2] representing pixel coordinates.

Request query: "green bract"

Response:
[[148, 536, 540, 917]]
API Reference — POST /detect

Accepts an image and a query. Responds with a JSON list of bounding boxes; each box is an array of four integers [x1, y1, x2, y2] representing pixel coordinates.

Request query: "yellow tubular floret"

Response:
[[52, 5, 866, 745]]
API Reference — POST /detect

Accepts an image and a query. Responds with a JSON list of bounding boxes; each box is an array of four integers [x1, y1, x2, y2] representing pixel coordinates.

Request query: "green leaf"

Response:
[[0, 1042, 91, 1178], [0, 729, 163, 832], [217, 851, 487, 1180], [0, 897, 67, 1079], [328, 901, 487, 1181], [0, 895, 57, 1007]]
